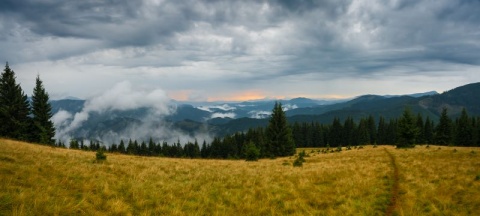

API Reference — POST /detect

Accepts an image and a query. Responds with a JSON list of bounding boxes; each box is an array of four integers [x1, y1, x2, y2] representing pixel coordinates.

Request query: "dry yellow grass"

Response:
[[1, 139, 479, 215]]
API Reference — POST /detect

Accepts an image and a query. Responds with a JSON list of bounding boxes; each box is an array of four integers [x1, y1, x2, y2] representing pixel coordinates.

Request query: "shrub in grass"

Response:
[[96, 150, 107, 161], [244, 142, 260, 161], [293, 150, 306, 167], [336, 146, 342, 152]]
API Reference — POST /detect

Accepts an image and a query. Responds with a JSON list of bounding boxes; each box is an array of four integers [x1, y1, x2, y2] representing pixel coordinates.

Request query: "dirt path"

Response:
[[384, 148, 399, 216]]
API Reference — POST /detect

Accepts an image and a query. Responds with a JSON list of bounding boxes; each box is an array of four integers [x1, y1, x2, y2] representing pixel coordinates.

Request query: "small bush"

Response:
[[96, 150, 107, 161], [336, 146, 342, 152], [244, 142, 260, 161], [293, 150, 306, 167], [293, 158, 303, 167]]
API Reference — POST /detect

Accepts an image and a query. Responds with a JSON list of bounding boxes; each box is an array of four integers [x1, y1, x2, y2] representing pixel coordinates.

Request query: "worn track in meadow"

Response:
[[384, 148, 400, 216]]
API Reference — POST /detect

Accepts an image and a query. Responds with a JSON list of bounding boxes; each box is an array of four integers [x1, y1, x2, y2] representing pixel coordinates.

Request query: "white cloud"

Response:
[[211, 112, 236, 119]]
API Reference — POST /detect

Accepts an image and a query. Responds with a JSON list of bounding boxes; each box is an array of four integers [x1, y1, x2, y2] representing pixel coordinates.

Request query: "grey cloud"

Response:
[[1, 0, 480, 99]]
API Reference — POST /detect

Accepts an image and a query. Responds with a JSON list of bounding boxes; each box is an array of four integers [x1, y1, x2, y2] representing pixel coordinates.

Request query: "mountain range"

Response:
[[51, 82, 480, 141]]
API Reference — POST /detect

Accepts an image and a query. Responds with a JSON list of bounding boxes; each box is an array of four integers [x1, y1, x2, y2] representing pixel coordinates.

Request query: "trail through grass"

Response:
[[384, 148, 399, 216]]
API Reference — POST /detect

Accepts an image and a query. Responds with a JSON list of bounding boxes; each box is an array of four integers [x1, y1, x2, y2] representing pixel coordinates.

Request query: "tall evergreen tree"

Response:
[[329, 117, 343, 147], [435, 108, 453, 145], [31, 75, 55, 144], [423, 116, 434, 144], [367, 115, 376, 144], [377, 116, 388, 144], [416, 114, 425, 144], [0, 62, 31, 140], [357, 118, 370, 145], [455, 108, 473, 146], [397, 107, 418, 148], [266, 102, 295, 157]]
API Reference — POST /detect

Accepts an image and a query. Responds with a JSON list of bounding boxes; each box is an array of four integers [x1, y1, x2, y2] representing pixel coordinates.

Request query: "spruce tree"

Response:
[[329, 117, 343, 147], [424, 116, 434, 144], [31, 75, 55, 144], [416, 114, 425, 144], [266, 102, 295, 157], [435, 108, 452, 145], [356, 118, 370, 145], [397, 107, 418, 148], [0, 62, 31, 140], [455, 108, 473, 146], [377, 116, 388, 144], [367, 115, 376, 144]]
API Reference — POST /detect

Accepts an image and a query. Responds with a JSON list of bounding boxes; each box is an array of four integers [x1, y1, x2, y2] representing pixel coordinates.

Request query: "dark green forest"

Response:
[[61, 105, 480, 160]]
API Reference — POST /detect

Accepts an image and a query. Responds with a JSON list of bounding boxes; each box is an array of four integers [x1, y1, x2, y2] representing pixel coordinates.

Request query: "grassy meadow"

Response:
[[1, 139, 480, 215]]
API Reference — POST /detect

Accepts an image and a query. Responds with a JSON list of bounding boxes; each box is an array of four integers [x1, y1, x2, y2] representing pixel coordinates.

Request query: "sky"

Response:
[[1, 0, 480, 102]]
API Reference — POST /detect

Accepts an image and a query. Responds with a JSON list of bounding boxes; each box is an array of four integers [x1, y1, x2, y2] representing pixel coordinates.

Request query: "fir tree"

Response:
[[377, 116, 388, 144], [424, 116, 434, 144], [435, 108, 452, 145], [356, 118, 370, 145], [118, 140, 126, 153], [455, 108, 473, 146], [266, 102, 295, 157], [416, 114, 425, 144], [31, 75, 55, 144], [367, 115, 376, 144], [0, 63, 31, 140], [329, 117, 343, 147], [397, 107, 418, 148]]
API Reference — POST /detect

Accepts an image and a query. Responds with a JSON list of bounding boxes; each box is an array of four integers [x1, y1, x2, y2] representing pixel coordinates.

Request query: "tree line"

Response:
[[292, 107, 480, 148], [0, 63, 56, 144], [59, 102, 296, 160], [58, 106, 480, 160]]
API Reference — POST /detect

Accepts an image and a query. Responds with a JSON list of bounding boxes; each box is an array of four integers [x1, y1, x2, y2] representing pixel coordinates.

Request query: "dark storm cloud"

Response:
[[1, 0, 480, 98]]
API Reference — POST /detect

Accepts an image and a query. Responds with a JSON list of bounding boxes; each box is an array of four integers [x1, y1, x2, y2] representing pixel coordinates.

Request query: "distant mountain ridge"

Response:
[[50, 83, 479, 140]]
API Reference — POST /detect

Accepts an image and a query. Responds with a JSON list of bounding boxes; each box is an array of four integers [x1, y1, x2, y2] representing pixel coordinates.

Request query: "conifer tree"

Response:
[[329, 117, 343, 147], [367, 115, 376, 144], [455, 108, 473, 146], [356, 118, 370, 145], [424, 116, 434, 144], [343, 117, 356, 146], [397, 107, 418, 148], [435, 108, 452, 145], [0, 62, 31, 140], [118, 140, 126, 153], [416, 114, 425, 144], [31, 75, 55, 144], [377, 116, 388, 144], [266, 102, 295, 157]]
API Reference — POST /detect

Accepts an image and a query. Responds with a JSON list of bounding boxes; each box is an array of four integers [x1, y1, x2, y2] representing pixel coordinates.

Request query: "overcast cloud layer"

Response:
[[1, 0, 480, 101]]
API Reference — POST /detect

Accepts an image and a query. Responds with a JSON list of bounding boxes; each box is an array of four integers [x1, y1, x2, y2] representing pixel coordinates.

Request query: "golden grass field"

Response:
[[1, 139, 479, 215]]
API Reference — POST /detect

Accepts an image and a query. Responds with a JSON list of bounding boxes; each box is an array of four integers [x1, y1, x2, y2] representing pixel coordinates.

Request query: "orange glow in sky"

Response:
[[169, 90, 351, 102], [207, 90, 269, 102]]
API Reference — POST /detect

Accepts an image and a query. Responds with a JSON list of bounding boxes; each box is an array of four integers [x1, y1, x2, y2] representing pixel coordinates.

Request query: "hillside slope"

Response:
[[1, 139, 479, 215]]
